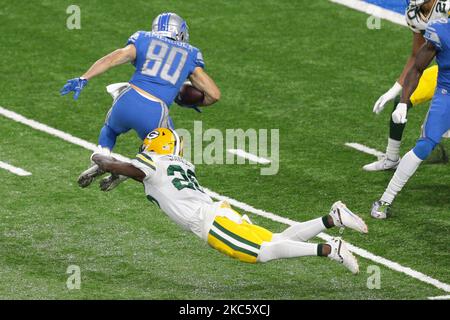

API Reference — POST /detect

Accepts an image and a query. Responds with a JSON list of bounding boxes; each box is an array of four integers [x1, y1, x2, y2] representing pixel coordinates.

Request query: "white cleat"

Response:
[[363, 155, 400, 172], [77, 164, 105, 188], [327, 237, 359, 274], [330, 201, 368, 234], [99, 174, 128, 192], [371, 200, 391, 220]]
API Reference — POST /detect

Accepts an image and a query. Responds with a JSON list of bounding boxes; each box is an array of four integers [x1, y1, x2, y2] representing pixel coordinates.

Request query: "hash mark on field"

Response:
[[345, 142, 384, 158], [1, 105, 449, 294], [428, 295, 450, 300], [227, 149, 271, 164], [0, 160, 31, 176]]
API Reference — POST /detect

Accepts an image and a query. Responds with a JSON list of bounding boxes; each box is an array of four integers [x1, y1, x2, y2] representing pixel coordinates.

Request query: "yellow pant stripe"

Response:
[[213, 220, 261, 250], [207, 214, 274, 263], [207, 233, 258, 263], [209, 228, 259, 257]]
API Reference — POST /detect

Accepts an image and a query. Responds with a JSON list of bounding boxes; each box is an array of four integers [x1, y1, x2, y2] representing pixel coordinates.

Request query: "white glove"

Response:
[[392, 103, 408, 124], [373, 82, 402, 114]]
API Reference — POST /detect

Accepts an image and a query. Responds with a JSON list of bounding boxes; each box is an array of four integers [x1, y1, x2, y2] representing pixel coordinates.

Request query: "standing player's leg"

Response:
[[363, 65, 438, 171], [78, 87, 135, 187], [98, 91, 171, 191], [371, 90, 450, 219]]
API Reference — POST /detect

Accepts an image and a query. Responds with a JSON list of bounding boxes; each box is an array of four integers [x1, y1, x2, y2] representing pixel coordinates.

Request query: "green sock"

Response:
[[389, 96, 412, 141]]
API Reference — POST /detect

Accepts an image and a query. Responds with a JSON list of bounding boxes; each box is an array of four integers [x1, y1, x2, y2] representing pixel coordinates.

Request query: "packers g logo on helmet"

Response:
[[141, 128, 183, 156]]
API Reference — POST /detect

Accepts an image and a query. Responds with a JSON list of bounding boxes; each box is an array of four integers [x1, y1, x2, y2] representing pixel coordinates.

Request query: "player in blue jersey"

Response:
[[372, 18, 450, 219], [60, 12, 220, 188], [366, 0, 450, 172]]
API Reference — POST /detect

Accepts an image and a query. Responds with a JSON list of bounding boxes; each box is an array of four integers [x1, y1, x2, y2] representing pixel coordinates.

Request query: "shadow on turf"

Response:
[[406, 184, 450, 207]]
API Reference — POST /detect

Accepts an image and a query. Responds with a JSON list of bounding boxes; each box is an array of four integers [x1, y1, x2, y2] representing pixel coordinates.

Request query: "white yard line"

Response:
[[345, 142, 384, 158], [0, 105, 449, 294], [428, 294, 450, 300], [227, 149, 271, 164], [0, 160, 31, 176], [330, 0, 406, 27]]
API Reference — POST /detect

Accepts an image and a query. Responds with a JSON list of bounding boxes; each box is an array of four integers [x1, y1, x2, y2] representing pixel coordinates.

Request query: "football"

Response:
[[177, 83, 204, 106]]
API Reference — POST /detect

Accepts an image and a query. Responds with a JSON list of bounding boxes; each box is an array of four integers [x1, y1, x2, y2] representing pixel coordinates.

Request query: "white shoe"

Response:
[[99, 174, 128, 191], [330, 201, 368, 234], [371, 200, 391, 220], [77, 164, 105, 188], [363, 155, 400, 171], [327, 237, 359, 274]]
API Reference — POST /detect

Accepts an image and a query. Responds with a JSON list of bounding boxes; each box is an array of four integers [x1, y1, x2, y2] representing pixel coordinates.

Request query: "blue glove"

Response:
[[60, 77, 88, 100]]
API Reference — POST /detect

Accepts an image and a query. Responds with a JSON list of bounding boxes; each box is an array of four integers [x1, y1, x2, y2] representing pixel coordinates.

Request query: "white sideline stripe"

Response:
[[0, 106, 130, 163], [330, 0, 407, 27], [227, 149, 271, 164], [0, 161, 31, 176], [345, 142, 384, 158], [1, 105, 449, 294], [428, 294, 450, 300]]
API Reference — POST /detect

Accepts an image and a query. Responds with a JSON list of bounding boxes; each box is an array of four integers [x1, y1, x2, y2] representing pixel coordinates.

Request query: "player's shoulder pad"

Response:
[[135, 151, 157, 170], [405, 5, 427, 33], [425, 18, 449, 50], [188, 45, 205, 68], [165, 154, 196, 170], [127, 30, 146, 45]]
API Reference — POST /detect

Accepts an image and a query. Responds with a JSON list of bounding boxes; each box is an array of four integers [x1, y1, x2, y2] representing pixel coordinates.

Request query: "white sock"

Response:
[[272, 218, 326, 242], [90, 145, 112, 162], [381, 150, 422, 204], [386, 138, 401, 162], [257, 240, 318, 263], [98, 145, 112, 157]]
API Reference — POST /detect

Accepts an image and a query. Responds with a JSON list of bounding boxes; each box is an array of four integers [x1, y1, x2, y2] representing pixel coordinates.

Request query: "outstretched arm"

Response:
[[400, 41, 436, 103], [372, 32, 425, 114], [92, 154, 145, 182], [398, 32, 426, 86], [392, 41, 436, 124], [189, 67, 221, 106], [81, 44, 136, 80], [60, 45, 136, 100]]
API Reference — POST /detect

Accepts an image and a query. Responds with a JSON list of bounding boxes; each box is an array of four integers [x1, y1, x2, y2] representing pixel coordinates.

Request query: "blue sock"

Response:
[[98, 124, 119, 150]]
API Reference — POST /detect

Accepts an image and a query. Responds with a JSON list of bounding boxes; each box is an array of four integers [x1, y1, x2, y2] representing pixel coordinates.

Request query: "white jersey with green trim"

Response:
[[406, 1, 450, 33], [130, 151, 214, 238]]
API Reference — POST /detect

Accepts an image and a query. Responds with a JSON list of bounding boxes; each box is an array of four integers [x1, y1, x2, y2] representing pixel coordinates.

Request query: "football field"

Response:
[[0, 0, 449, 299]]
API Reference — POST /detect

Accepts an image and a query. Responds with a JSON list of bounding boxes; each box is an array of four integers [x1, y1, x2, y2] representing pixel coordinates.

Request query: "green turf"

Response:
[[0, 0, 448, 299]]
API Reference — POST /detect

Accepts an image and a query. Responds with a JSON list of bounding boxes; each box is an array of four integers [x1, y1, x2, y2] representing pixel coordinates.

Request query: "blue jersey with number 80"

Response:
[[127, 31, 205, 106]]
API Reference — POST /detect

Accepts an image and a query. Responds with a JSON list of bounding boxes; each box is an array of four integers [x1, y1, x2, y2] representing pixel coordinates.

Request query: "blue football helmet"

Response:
[[152, 12, 189, 43]]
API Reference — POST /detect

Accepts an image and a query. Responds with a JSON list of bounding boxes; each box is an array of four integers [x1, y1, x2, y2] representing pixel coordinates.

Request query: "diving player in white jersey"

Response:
[[366, 0, 449, 171], [90, 128, 368, 274]]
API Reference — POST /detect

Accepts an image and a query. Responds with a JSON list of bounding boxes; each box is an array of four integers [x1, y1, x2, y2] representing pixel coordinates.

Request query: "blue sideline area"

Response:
[[363, 0, 408, 14]]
